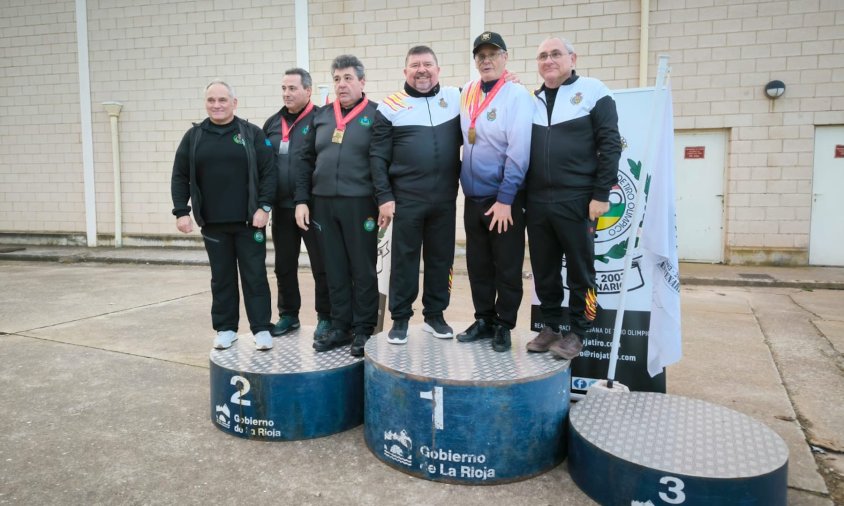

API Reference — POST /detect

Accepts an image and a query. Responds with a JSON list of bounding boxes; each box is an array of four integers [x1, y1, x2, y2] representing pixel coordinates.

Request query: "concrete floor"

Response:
[[0, 256, 842, 505]]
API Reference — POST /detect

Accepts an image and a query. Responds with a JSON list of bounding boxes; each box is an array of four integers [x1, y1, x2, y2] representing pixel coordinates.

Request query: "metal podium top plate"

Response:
[[209, 326, 362, 374], [365, 324, 567, 384], [570, 392, 789, 478]]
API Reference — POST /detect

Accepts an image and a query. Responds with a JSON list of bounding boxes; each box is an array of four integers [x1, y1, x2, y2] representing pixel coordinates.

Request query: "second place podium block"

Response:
[[209, 327, 364, 441]]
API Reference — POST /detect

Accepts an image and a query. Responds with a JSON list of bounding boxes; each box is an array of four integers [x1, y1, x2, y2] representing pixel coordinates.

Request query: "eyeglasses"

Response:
[[536, 50, 571, 61], [475, 51, 503, 63]]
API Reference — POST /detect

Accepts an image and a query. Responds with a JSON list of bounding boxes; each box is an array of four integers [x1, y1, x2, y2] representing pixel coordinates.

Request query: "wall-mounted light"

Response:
[[764, 80, 786, 99]]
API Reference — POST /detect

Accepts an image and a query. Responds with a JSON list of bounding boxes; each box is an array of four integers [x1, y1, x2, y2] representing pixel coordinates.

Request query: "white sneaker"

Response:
[[213, 330, 238, 349], [254, 330, 273, 351]]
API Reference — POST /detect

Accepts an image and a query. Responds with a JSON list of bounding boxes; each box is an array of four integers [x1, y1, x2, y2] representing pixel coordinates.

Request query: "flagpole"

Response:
[[605, 55, 671, 389]]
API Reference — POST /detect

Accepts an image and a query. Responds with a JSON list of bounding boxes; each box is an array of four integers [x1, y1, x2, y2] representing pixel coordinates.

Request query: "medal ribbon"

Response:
[[333, 97, 370, 132], [280, 102, 314, 142], [468, 70, 508, 132]]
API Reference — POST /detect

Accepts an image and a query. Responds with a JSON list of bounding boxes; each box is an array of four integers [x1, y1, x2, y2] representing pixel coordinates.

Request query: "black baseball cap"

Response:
[[472, 31, 507, 54]]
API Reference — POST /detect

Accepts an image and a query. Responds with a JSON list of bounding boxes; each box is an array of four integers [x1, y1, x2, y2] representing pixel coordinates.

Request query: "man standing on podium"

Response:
[[525, 36, 621, 360], [171, 80, 276, 351], [295, 55, 380, 358], [263, 68, 331, 341], [455, 32, 533, 352], [370, 45, 462, 345]]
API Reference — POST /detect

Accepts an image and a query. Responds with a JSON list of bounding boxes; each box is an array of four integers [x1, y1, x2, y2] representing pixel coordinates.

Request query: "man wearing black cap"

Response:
[[525, 36, 622, 360], [455, 32, 533, 352]]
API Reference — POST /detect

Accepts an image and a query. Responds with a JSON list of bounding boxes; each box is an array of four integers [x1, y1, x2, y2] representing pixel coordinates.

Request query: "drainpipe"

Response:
[[103, 102, 124, 248], [639, 0, 650, 87]]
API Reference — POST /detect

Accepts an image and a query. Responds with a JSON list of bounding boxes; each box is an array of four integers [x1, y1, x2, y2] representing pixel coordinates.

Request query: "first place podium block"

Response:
[[364, 325, 572, 484], [209, 327, 364, 441]]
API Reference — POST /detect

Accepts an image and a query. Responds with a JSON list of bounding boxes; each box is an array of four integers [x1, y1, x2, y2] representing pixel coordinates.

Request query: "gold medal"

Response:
[[332, 128, 344, 144], [468, 127, 476, 144]]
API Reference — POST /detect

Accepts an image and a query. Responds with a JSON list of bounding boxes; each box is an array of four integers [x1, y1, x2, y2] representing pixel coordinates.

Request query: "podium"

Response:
[[209, 327, 364, 440], [364, 325, 571, 484], [568, 391, 788, 505]]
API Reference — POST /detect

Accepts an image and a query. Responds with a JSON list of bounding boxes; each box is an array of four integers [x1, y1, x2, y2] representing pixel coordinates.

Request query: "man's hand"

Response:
[[588, 199, 610, 221], [295, 204, 310, 231], [176, 216, 193, 234], [252, 209, 269, 229], [485, 202, 513, 233], [378, 201, 395, 230]]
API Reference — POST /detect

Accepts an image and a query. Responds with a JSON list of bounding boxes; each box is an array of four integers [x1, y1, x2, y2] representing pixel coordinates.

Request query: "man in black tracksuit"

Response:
[[294, 55, 380, 357], [263, 68, 331, 340], [370, 45, 462, 345], [525, 37, 622, 360], [171, 80, 277, 351]]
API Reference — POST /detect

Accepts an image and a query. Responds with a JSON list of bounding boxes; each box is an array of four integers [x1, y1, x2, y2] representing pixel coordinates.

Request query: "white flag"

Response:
[[641, 87, 682, 377]]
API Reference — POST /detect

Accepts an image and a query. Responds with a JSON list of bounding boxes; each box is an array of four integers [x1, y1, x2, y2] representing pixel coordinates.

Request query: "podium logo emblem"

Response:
[[215, 404, 231, 429], [383, 429, 413, 466]]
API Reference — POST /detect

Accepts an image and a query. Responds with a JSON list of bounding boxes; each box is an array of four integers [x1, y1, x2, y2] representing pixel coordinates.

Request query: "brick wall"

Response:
[[1, 0, 843, 263], [0, 0, 84, 233]]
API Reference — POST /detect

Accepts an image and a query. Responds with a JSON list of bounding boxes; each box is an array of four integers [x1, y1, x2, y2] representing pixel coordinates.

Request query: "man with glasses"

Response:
[[370, 46, 462, 345], [263, 68, 331, 342], [455, 31, 533, 352], [525, 36, 622, 360]]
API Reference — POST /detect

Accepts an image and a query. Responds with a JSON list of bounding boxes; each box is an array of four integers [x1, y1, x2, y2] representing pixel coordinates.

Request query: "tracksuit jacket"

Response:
[[459, 79, 533, 204], [294, 96, 380, 202], [528, 71, 621, 203], [171, 116, 275, 226], [370, 83, 462, 203], [262, 105, 319, 208]]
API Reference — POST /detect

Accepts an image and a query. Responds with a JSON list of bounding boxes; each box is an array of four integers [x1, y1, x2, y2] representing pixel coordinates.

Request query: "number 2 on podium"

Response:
[[230, 375, 251, 406], [419, 386, 444, 430]]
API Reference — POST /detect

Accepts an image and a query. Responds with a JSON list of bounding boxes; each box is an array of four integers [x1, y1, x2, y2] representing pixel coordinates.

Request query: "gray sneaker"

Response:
[[254, 330, 273, 351], [213, 330, 238, 349]]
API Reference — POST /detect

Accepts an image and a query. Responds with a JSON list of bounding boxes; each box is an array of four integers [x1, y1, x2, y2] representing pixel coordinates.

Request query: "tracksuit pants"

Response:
[[463, 193, 526, 330], [313, 196, 378, 336], [388, 198, 455, 321], [271, 206, 331, 320], [201, 222, 272, 335], [526, 198, 598, 337]]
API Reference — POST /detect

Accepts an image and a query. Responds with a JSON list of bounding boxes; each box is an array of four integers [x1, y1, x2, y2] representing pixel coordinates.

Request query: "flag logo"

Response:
[[596, 168, 637, 245]]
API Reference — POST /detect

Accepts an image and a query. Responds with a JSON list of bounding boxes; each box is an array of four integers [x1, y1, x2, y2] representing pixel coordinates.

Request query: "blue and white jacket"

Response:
[[459, 79, 533, 205]]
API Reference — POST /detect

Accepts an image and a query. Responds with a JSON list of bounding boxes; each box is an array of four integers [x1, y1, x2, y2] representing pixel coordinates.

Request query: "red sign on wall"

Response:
[[684, 146, 705, 159], [835, 145, 844, 158]]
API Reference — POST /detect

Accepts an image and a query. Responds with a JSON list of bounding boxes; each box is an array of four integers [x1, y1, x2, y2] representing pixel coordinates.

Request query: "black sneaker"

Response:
[[270, 314, 300, 336], [492, 325, 512, 352], [387, 319, 409, 345], [456, 319, 495, 342], [423, 315, 454, 339], [350, 333, 370, 357], [313, 328, 352, 352]]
